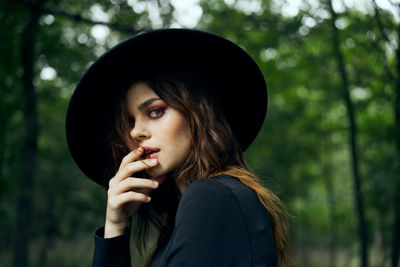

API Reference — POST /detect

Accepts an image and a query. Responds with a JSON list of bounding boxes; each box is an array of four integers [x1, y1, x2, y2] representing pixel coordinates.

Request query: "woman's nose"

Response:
[[130, 123, 151, 142]]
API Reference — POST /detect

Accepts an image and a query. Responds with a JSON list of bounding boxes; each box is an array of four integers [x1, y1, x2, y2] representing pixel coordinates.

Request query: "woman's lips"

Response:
[[142, 152, 159, 159], [140, 146, 160, 159]]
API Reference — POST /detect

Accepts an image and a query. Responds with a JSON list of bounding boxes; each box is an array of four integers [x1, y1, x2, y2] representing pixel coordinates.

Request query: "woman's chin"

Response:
[[145, 166, 167, 182]]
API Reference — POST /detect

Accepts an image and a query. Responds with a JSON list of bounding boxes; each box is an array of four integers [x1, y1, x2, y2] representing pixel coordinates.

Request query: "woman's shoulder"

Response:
[[182, 174, 258, 206], [178, 174, 271, 225], [158, 175, 276, 267], [184, 174, 247, 192], [175, 174, 277, 265]]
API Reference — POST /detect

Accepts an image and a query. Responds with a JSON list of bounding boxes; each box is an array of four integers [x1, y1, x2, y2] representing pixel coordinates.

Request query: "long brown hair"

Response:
[[108, 72, 293, 266]]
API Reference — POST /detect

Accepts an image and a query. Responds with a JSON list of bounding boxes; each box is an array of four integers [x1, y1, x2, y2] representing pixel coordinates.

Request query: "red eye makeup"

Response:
[[146, 103, 168, 119]]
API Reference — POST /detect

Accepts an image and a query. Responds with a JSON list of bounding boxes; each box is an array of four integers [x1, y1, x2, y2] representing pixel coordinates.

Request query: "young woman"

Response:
[[66, 29, 292, 267]]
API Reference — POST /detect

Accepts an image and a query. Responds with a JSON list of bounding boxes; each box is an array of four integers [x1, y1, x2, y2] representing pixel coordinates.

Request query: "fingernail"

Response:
[[138, 147, 143, 152], [150, 159, 157, 164], [153, 181, 159, 187], [147, 196, 151, 202]]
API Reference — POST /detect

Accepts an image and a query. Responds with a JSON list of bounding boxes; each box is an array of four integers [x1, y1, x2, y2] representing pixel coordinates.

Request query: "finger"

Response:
[[108, 191, 151, 210], [119, 147, 144, 170], [114, 158, 158, 183], [115, 177, 159, 195]]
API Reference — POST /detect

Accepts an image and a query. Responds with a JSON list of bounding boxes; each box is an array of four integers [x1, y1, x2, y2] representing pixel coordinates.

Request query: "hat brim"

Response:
[[66, 29, 267, 186]]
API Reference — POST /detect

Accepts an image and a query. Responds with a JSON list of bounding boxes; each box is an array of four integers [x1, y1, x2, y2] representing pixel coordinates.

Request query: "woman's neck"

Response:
[[177, 182, 187, 195]]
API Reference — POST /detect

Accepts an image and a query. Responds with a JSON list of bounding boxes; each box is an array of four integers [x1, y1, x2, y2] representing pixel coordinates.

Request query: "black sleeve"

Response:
[[92, 227, 131, 267], [162, 179, 253, 267]]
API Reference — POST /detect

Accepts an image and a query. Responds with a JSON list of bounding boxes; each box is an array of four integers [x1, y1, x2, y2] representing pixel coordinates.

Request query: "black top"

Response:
[[93, 175, 277, 267]]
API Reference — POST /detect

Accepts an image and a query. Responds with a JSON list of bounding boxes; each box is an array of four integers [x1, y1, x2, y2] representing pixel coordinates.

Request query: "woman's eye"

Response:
[[149, 108, 164, 118]]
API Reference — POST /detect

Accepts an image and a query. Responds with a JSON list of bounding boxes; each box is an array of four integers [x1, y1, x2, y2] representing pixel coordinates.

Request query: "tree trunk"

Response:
[[370, 2, 399, 266], [327, 1, 368, 267], [392, 210, 400, 267], [0, 81, 5, 186], [12, 1, 45, 267], [391, 12, 400, 267]]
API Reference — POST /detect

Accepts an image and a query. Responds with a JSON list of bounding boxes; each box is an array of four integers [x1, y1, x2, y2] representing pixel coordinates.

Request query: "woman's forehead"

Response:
[[126, 82, 161, 113]]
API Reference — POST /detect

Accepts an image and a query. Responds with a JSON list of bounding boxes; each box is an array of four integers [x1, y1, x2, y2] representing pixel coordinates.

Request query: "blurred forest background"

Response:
[[0, 0, 399, 266]]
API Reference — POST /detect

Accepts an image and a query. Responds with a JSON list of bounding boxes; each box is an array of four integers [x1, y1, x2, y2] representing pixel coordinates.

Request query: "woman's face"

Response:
[[126, 82, 191, 183]]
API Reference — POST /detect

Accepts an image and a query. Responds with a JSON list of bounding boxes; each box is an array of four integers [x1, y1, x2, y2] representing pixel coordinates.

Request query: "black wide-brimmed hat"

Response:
[[66, 29, 268, 186]]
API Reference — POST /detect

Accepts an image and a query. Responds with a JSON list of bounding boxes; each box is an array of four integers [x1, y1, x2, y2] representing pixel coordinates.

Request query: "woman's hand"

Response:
[[104, 147, 159, 238]]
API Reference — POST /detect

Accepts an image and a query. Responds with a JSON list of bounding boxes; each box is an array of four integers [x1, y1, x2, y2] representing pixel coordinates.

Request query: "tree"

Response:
[[12, 1, 46, 267]]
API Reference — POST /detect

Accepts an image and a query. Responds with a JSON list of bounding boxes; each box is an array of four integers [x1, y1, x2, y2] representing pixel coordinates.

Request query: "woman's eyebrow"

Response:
[[138, 97, 161, 111]]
